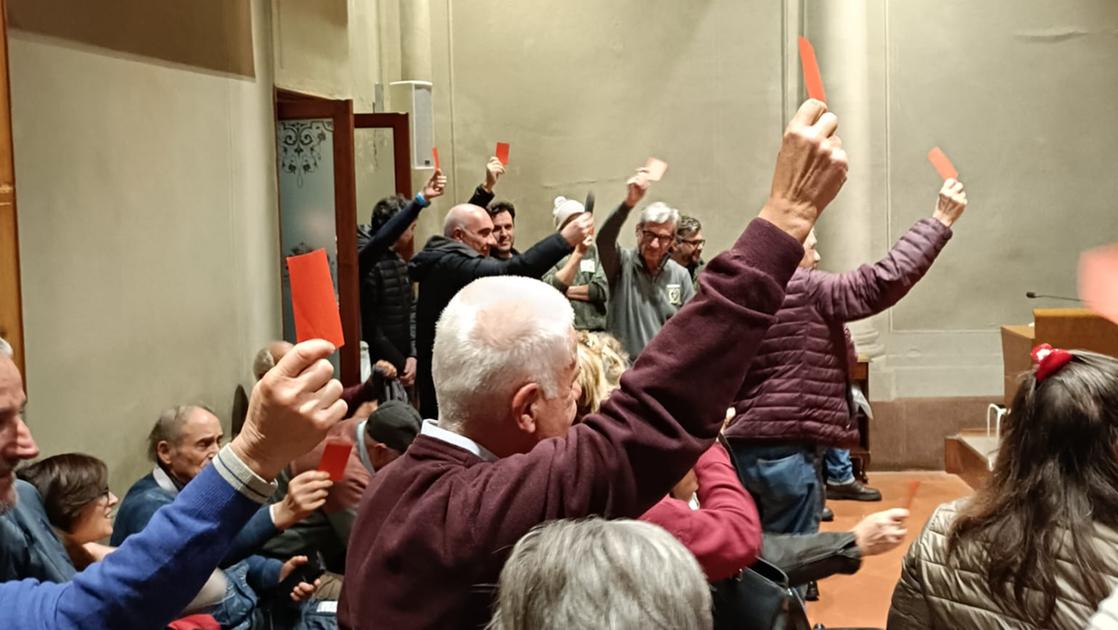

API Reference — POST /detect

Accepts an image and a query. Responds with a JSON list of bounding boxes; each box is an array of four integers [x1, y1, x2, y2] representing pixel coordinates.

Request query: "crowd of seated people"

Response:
[[3, 96, 1118, 630]]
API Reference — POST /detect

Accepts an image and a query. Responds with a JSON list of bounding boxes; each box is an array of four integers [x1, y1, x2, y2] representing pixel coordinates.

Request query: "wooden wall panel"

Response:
[[0, 0, 25, 375]]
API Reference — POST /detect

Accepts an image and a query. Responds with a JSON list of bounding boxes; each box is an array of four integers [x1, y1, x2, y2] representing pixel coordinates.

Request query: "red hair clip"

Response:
[[1031, 343, 1074, 382]]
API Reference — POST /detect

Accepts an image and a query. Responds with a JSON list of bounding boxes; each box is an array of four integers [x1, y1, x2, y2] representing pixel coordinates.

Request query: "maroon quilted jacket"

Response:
[[724, 218, 952, 446]]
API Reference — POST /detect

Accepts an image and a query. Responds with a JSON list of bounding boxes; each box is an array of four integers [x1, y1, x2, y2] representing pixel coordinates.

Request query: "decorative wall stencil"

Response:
[[279, 120, 334, 187]]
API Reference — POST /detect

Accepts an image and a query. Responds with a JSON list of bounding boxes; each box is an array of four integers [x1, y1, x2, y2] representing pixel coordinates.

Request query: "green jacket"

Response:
[[543, 243, 609, 332]]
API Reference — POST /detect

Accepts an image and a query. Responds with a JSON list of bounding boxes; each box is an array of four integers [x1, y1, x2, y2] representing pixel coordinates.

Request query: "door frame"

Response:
[[275, 91, 359, 385]]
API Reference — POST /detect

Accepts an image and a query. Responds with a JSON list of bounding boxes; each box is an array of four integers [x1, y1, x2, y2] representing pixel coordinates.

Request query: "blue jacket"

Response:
[[0, 446, 267, 629], [112, 470, 279, 567], [0, 480, 77, 583]]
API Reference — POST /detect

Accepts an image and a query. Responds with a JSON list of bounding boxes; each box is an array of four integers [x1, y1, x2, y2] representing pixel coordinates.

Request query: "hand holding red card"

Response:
[[1079, 244, 1118, 326], [432, 146, 441, 172], [644, 157, 668, 182], [286, 249, 345, 347], [495, 142, 510, 165], [318, 440, 353, 481], [798, 36, 826, 103], [927, 147, 959, 181]]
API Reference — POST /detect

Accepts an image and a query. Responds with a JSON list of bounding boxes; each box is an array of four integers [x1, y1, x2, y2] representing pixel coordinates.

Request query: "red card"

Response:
[[1079, 244, 1118, 326], [798, 36, 826, 103], [644, 157, 668, 182], [495, 142, 510, 165], [432, 146, 441, 172], [902, 480, 921, 510], [927, 146, 959, 180], [317, 440, 353, 481], [286, 249, 345, 347]]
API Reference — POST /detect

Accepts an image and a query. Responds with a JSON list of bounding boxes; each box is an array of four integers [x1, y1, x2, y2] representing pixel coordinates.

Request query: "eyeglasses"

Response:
[[640, 230, 674, 246], [679, 238, 706, 248]]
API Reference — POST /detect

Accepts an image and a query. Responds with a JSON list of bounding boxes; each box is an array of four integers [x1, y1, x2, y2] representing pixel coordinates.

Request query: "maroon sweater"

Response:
[[338, 219, 804, 629], [724, 218, 951, 446]]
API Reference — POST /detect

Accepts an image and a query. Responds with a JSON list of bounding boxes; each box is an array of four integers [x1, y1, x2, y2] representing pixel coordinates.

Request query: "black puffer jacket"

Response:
[[358, 225, 414, 370], [409, 233, 573, 418]]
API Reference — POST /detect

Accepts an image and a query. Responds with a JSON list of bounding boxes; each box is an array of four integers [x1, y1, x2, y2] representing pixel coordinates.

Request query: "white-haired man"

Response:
[[339, 99, 849, 629], [409, 202, 594, 419], [596, 176, 695, 358], [0, 338, 346, 629]]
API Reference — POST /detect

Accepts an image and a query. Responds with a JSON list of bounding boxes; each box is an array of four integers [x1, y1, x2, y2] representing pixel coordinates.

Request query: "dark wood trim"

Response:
[[354, 112, 412, 197], [0, 0, 25, 376], [275, 87, 334, 104], [275, 98, 360, 386], [330, 100, 359, 386]]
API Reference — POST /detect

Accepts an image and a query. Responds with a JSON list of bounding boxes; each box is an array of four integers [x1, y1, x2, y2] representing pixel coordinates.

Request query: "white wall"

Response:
[[10, 0, 281, 493]]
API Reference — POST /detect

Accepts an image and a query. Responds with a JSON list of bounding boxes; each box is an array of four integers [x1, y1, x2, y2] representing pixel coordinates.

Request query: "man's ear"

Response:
[[510, 383, 543, 436], [156, 441, 174, 467]]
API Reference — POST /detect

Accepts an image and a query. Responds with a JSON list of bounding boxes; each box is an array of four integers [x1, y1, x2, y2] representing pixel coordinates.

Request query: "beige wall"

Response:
[[807, 0, 1118, 399], [422, 0, 789, 253], [10, 0, 281, 493]]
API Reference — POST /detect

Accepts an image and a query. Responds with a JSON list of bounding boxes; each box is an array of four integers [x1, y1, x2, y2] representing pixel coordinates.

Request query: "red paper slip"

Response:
[[286, 249, 345, 347], [432, 146, 441, 171], [644, 157, 668, 181], [495, 142, 510, 165], [902, 480, 921, 510], [927, 147, 959, 181], [318, 441, 353, 481], [1079, 244, 1118, 326], [798, 36, 826, 103]]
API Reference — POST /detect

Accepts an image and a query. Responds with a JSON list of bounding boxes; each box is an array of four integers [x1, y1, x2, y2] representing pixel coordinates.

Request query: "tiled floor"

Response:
[[805, 471, 974, 629]]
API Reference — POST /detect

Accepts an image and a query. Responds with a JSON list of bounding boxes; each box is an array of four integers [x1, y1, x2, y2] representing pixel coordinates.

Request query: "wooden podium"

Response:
[[1000, 309, 1118, 405], [949, 309, 1118, 489]]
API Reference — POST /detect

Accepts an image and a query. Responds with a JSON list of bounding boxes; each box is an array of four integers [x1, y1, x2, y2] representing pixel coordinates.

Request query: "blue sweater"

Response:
[[0, 446, 270, 629], [112, 470, 279, 567]]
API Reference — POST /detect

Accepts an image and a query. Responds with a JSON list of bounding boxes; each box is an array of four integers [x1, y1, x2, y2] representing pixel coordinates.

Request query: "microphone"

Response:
[[1025, 291, 1082, 303]]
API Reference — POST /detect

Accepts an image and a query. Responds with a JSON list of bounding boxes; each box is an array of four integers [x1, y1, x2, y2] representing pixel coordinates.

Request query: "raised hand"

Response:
[[483, 157, 505, 192], [933, 178, 967, 228], [625, 168, 651, 208], [423, 169, 447, 201], [760, 99, 849, 242], [232, 339, 347, 480], [560, 213, 595, 248]]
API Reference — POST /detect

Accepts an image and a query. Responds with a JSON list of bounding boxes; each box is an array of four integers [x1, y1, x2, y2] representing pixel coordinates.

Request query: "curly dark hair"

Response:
[[18, 453, 109, 533], [370, 194, 410, 232], [487, 200, 516, 221], [947, 350, 1118, 626]]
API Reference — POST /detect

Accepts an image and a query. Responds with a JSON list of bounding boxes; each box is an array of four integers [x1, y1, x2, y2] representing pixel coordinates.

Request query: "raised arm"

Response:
[[466, 157, 504, 208], [357, 170, 446, 277], [813, 179, 965, 322], [596, 169, 650, 283], [474, 100, 849, 547], [444, 215, 592, 284], [0, 340, 347, 630]]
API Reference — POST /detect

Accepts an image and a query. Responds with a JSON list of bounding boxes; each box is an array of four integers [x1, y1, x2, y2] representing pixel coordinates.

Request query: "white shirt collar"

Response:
[[152, 465, 179, 496], [420, 419, 498, 462]]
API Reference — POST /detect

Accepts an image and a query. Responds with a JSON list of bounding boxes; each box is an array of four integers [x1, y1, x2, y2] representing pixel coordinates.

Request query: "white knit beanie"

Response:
[[552, 196, 586, 228]]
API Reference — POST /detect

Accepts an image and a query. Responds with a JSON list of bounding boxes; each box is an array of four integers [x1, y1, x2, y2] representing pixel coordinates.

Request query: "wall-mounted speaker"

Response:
[[388, 80, 434, 170]]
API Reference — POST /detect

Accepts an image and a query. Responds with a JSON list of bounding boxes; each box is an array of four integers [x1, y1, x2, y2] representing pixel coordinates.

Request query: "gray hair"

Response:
[[147, 404, 215, 462], [488, 518, 712, 630], [638, 201, 680, 227], [0, 336, 11, 359], [433, 276, 574, 431]]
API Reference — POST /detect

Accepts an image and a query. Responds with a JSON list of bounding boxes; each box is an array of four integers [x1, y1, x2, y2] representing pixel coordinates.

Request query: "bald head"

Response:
[[443, 204, 496, 256], [253, 340, 294, 381]]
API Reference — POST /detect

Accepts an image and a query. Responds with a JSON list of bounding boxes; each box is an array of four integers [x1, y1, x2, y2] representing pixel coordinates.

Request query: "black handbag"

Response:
[[711, 557, 813, 630]]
